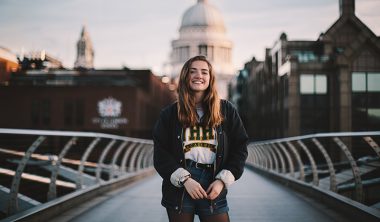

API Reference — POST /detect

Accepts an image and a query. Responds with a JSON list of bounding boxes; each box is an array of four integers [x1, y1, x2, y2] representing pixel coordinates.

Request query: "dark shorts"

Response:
[[180, 165, 229, 216]]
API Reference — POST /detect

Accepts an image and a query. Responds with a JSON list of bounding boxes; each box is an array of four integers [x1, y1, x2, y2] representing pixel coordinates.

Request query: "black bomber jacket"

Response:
[[153, 99, 248, 211]]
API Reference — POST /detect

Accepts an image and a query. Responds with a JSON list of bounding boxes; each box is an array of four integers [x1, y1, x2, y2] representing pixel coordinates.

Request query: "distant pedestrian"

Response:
[[153, 55, 248, 222]]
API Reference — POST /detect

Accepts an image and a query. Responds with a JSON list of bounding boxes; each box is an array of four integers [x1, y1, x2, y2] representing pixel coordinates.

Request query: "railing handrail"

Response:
[[0, 128, 152, 144], [0, 127, 154, 218], [249, 131, 380, 144]]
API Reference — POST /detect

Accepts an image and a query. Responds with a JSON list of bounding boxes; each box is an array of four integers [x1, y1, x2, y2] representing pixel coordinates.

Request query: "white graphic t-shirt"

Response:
[[183, 125, 217, 164]]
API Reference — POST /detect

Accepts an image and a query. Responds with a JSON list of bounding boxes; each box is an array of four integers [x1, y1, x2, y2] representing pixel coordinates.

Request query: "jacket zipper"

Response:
[[210, 126, 221, 213], [179, 127, 186, 214]]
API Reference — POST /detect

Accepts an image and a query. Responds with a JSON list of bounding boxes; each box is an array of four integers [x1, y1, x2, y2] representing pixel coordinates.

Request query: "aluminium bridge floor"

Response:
[[55, 169, 353, 222]]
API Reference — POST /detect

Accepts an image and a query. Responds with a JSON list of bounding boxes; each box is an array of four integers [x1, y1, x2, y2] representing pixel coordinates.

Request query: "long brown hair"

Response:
[[177, 55, 223, 127]]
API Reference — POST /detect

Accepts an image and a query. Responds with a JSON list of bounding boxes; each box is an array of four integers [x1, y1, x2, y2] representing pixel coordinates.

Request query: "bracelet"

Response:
[[182, 177, 190, 186], [179, 174, 191, 186]]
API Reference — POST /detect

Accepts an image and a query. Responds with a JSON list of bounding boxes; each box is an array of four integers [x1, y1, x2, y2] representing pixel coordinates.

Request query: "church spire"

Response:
[[74, 25, 94, 69], [339, 0, 355, 17]]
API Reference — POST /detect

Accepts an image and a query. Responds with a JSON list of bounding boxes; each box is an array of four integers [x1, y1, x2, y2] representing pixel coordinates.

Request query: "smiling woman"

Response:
[[153, 55, 248, 222]]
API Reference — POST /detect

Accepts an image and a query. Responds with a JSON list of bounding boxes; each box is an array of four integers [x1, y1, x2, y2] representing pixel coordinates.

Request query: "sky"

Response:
[[0, 0, 379, 75]]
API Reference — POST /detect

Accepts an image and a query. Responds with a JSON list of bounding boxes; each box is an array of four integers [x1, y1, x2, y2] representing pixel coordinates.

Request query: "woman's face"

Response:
[[188, 60, 210, 93]]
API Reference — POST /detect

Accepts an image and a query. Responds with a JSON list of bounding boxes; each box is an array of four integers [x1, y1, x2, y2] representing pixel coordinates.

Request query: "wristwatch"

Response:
[[179, 174, 191, 186]]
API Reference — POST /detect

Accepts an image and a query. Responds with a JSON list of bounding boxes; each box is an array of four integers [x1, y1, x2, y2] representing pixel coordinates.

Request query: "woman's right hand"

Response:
[[183, 178, 208, 199]]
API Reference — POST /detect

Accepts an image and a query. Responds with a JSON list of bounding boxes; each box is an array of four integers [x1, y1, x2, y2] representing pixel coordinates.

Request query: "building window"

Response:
[[300, 74, 328, 133], [352, 72, 380, 131], [178, 46, 189, 62], [352, 72, 380, 92], [198, 45, 207, 56], [368, 73, 380, 92], [291, 50, 317, 63], [352, 72, 366, 92], [208, 46, 214, 61], [300, 74, 327, 94]]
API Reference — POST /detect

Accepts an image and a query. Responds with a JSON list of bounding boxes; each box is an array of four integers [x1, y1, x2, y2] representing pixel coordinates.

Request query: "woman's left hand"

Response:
[[206, 179, 224, 200]]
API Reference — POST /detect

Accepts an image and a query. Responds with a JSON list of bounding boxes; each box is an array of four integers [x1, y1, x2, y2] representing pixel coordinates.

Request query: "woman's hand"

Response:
[[206, 179, 224, 200], [183, 178, 208, 199]]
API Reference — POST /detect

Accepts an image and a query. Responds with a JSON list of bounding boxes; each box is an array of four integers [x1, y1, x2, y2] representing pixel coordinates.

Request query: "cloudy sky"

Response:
[[0, 0, 379, 74]]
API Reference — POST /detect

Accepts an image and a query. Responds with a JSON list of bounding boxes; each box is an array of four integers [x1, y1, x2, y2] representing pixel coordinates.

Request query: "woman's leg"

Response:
[[199, 212, 230, 222], [166, 209, 195, 222]]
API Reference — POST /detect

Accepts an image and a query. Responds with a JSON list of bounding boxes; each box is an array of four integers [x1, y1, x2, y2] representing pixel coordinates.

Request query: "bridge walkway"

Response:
[[55, 169, 353, 222]]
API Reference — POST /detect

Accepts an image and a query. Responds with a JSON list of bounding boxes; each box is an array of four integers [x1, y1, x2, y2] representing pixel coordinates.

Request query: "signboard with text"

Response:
[[92, 97, 128, 129]]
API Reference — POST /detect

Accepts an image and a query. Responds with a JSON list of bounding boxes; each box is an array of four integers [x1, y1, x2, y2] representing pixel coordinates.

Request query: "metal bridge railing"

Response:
[[247, 132, 380, 206], [0, 128, 154, 218]]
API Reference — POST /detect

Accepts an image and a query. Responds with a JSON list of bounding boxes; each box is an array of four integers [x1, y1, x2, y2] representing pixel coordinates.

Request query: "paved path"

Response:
[[56, 169, 353, 222]]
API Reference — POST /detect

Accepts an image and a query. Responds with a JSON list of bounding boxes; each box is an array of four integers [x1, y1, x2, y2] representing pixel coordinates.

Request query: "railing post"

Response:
[[129, 144, 146, 172], [286, 141, 305, 181], [136, 145, 150, 171], [251, 145, 262, 167], [77, 137, 101, 189], [48, 136, 77, 201], [109, 141, 129, 179], [363, 136, 380, 158], [266, 144, 279, 172], [261, 145, 273, 171], [297, 140, 319, 186], [256, 145, 268, 169], [333, 137, 363, 202], [270, 143, 286, 174], [256, 145, 266, 168], [121, 143, 140, 173], [96, 139, 117, 183], [311, 138, 337, 192], [250, 145, 258, 164], [142, 147, 153, 168], [277, 142, 295, 178], [7, 136, 46, 215]]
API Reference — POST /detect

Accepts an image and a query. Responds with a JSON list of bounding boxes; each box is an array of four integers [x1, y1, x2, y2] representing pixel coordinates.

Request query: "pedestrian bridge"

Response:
[[0, 128, 379, 222]]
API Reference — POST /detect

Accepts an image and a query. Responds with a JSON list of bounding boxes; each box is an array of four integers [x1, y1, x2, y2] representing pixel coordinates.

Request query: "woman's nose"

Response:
[[194, 71, 202, 78]]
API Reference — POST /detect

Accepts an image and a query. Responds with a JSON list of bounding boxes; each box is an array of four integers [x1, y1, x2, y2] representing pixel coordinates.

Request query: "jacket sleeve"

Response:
[[153, 109, 182, 182], [223, 101, 248, 181]]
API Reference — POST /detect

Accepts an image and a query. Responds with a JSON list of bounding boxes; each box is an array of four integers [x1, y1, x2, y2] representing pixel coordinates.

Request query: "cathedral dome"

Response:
[[180, 0, 225, 31]]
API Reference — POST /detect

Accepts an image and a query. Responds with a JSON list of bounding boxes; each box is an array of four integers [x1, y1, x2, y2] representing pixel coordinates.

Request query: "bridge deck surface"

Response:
[[56, 169, 353, 222]]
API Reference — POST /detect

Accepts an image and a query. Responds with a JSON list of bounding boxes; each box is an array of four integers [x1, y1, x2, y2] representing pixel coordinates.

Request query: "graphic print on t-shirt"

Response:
[[183, 126, 217, 164]]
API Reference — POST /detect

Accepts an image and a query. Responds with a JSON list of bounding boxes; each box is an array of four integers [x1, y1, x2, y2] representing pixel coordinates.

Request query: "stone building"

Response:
[[0, 68, 175, 139], [169, 0, 235, 99], [233, 0, 380, 141], [74, 26, 94, 70]]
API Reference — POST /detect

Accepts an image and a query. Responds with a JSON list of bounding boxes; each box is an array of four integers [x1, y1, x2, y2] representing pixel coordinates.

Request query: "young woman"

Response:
[[153, 55, 248, 222]]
